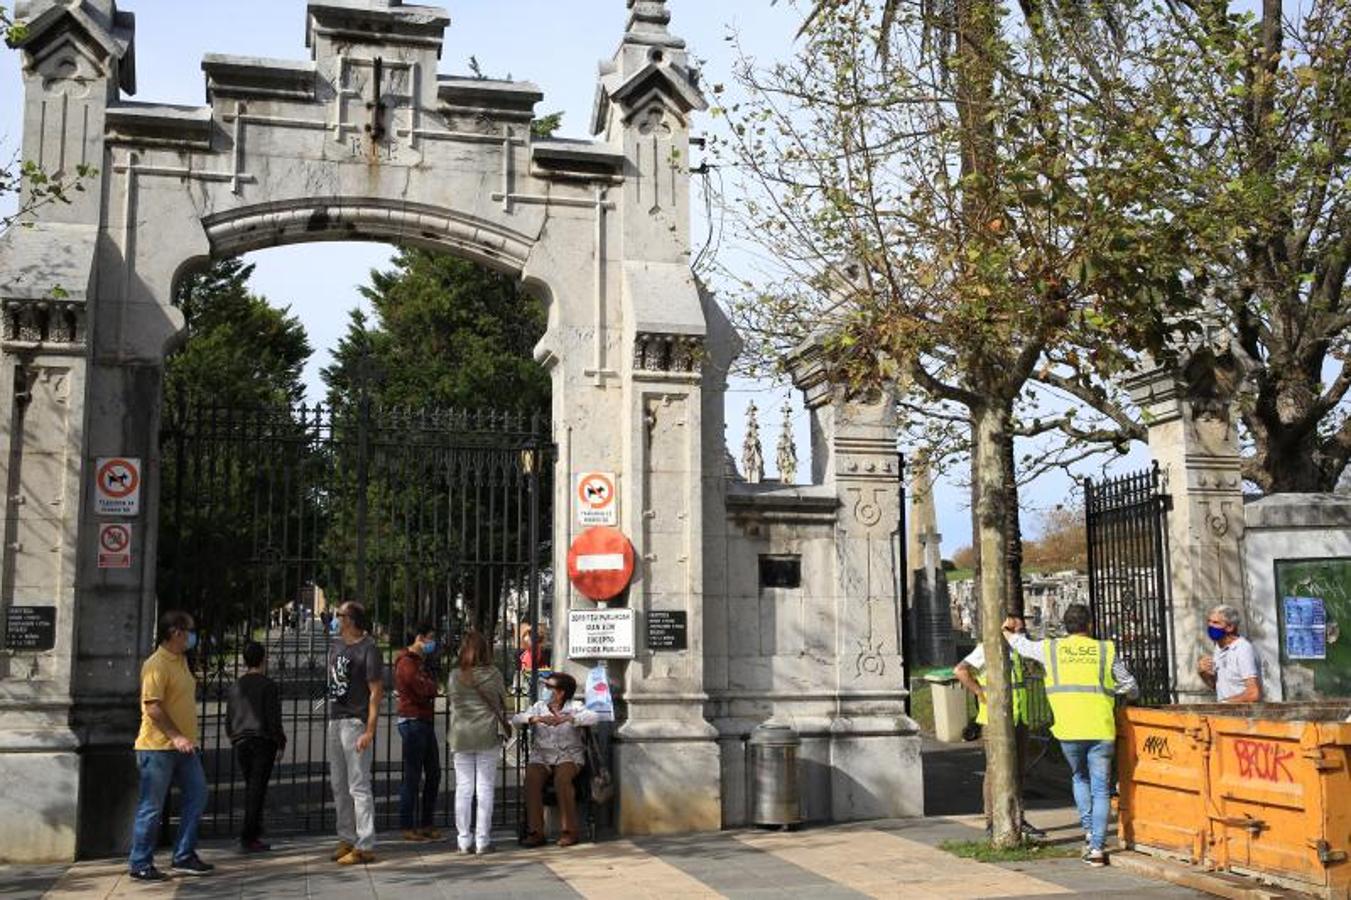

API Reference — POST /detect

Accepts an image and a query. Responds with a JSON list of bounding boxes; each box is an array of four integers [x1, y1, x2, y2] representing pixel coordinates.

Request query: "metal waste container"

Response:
[[749, 723, 802, 828]]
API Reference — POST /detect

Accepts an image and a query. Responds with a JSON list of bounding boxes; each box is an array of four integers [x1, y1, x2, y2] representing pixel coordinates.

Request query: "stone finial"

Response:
[[627, 0, 672, 37], [776, 401, 798, 484], [742, 401, 765, 484]]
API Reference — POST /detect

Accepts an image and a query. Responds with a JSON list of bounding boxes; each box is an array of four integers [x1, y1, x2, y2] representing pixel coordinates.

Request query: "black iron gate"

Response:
[[1085, 463, 1174, 706], [158, 394, 552, 839]]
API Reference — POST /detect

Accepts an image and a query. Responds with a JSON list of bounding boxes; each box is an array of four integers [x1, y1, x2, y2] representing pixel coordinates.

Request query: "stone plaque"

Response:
[[5, 606, 57, 651], [647, 610, 687, 651]]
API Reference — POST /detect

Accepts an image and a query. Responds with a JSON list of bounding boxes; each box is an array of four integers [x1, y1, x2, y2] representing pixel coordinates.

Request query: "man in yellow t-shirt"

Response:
[[127, 610, 214, 882]]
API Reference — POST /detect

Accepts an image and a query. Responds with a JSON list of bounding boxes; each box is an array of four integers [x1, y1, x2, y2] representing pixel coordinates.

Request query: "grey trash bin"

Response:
[[748, 723, 802, 828]]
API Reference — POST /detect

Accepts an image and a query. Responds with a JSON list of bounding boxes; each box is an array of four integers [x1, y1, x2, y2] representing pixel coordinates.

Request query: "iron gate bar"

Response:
[[1085, 462, 1174, 707], [159, 396, 551, 839]]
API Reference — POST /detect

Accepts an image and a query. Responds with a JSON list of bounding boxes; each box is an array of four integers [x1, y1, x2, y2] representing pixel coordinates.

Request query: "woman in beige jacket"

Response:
[[448, 632, 508, 854]]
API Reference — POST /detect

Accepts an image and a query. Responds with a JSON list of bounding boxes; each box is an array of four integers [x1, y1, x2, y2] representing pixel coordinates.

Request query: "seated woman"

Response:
[[512, 672, 597, 847]]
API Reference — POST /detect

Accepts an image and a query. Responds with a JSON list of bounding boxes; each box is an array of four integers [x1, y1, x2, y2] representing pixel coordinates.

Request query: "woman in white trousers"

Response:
[[447, 631, 508, 853]]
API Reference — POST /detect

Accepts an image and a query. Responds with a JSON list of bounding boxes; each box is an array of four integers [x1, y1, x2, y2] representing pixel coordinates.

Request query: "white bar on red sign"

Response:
[[576, 553, 625, 572]]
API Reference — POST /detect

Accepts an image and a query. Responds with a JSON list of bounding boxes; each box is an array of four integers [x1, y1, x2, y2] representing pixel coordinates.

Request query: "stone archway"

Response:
[[1, 0, 721, 860]]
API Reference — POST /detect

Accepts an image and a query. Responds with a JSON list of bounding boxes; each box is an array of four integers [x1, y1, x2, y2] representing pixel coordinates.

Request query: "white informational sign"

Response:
[[98, 523, 132, 569], [576, 471, 618, 526], [94, 457, 142, 516], [568, 608, 636, 660]]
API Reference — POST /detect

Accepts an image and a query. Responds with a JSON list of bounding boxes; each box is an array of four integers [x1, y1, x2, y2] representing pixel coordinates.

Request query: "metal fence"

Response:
[[158, 396, 552, 838], [1085, 463, 1174, 707]]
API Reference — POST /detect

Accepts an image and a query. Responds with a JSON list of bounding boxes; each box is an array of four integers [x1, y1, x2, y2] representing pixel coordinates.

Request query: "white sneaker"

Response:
[[1083, 848, 1107, 867]]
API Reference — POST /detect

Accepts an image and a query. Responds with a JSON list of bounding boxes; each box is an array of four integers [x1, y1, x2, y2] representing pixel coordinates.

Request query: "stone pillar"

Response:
[[589, 0, 721, 834], [1126, 343, 1248, 703], [0, 0, 136, 862], [792, 344, 923, 821]]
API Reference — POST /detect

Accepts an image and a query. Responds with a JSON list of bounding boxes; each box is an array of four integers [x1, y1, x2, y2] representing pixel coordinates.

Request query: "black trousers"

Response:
[[235, 737, 278, 842]]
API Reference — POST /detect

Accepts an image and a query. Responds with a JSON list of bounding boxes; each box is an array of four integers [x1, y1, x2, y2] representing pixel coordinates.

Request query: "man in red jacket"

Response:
[[396, 623, 441, 841]]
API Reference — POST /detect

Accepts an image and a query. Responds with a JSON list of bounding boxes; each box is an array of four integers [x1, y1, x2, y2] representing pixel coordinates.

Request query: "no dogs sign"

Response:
[[94, 457, 142, 516], [576, 471, 617, 526]]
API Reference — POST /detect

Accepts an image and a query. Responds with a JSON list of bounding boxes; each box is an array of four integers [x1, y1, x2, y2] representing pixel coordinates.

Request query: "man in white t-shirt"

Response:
[[954, 615, 1044, 839], [1198, 604, 1262, 703]]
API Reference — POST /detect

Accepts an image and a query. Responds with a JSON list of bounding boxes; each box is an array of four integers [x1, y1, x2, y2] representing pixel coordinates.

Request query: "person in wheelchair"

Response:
[[512, 671, 598, 847]]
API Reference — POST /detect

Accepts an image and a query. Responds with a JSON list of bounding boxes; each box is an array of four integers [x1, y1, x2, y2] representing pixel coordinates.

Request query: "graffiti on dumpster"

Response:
[[1233, 739, 1296, 783], [1142, 735, 1174, 760]]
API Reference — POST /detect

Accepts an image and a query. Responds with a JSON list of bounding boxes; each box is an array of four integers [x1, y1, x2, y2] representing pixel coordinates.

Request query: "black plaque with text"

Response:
[[647, 610, 687, 651], [5, 606, 57, 651]]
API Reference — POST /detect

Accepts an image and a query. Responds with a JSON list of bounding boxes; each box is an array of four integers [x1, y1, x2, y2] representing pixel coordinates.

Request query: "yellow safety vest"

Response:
[[1044, 635, 1117, 741], [976, 650, 1028, 727]]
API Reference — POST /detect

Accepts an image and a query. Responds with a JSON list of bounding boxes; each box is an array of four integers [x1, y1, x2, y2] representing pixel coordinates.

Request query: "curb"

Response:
[[1108, 850, 1292, 900]]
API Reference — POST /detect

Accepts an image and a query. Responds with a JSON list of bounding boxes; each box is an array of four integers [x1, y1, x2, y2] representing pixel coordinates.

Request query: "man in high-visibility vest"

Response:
[[954, 614, 1044, 839], [1005, 603, 1138, 866]]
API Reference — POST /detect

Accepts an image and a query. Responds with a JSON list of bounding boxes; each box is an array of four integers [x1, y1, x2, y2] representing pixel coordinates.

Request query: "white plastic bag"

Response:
[[584, 664, 615, 722]]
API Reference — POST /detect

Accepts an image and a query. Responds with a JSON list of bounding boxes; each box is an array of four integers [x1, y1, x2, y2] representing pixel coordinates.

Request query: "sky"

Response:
[[0, 0, 1154, 553]]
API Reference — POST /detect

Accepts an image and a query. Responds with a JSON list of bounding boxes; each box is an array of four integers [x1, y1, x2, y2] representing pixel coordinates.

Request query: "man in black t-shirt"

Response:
[[326, 601, 384, 866]]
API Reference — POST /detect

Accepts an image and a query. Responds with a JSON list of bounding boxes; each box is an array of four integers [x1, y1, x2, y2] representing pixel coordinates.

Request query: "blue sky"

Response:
[[0, 0, 1157, 552]]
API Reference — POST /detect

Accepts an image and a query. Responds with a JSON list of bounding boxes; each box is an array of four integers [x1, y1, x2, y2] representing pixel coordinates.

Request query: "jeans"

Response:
[[1060, 739, 1114, 851], [398, 720, 441, 830], [128, 750, 208, 873], [235, 738, 277, 843], [454, 748, 498, 850], [328, 719, 376, 850]]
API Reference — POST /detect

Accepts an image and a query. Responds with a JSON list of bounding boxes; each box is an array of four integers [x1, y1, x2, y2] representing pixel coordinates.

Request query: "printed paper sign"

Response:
[[1283, 596, 1328, 660], [95, 457, 142, 516], [98, 523, 132, 569], [576, 472, 618, 526]]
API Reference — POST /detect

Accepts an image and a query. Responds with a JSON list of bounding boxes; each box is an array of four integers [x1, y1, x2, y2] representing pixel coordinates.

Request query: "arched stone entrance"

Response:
[[1, 0, 723, 859]]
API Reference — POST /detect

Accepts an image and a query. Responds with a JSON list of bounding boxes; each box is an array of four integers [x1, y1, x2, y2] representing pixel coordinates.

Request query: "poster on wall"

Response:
[[1282, 596, 1328, 660]]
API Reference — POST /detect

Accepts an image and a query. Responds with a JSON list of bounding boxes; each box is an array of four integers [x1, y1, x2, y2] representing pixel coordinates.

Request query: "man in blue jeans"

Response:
[[394, 622, 442, 841], [128, 610, 213, 881], [1005, 603, 1138, 866]]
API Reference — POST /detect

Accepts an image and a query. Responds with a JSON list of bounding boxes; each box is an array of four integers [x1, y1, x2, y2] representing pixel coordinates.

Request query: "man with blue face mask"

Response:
[[1198, 604, 1263, 703], [395, 622, 442, 841], [127, 610, 213, 881]]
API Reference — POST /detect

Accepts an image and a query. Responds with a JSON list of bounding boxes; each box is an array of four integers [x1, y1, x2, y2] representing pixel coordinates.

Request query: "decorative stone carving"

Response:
[[775, 401, 798, 484], [741, 401, 764, 484], [3, 299, 86, 350], [633, 332, 703, 373]]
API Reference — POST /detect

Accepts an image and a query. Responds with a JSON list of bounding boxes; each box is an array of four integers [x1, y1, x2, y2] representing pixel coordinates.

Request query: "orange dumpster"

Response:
[[1118, 703, 1351, 899]]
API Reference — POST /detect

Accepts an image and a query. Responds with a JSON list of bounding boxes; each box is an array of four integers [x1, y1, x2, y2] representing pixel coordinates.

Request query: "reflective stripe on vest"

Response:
[[976, 650, 1028, 727], [1044, 636, 1116, 741]]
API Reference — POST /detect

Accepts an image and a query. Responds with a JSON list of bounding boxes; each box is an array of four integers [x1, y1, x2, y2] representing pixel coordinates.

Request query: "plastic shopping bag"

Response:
[[585, 664, 615, 722]]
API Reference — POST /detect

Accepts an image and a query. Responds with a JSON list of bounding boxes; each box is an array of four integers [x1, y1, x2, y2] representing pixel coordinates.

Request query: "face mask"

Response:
[[1207, 625, 1228, 642], [185, 631, 199, 652], [538, 686, 553, 706], [421, 639, 438, 655], [329, 617, 340, 635]]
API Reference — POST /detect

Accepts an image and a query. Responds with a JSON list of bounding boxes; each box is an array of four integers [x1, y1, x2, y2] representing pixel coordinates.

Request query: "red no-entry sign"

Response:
[[566, 527, 635, 601]]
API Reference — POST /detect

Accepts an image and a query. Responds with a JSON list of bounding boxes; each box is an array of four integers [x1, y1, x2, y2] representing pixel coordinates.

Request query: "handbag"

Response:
[[581, 727, 615, 805], [465, 673, 513, 743]]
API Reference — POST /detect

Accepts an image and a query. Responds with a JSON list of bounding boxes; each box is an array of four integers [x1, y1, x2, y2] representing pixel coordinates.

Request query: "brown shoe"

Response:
[[401, 829, 427, 842], [337, 848, 375, 866], [556, 833, 579, 848], [330, 841, 355, 861], [417, 828, 443, 841], [520, 832, 546, 848]]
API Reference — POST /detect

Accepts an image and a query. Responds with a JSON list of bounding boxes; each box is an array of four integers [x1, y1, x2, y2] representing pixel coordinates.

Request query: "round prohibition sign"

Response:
[[97, 458, 140, 499], [100, 524, 131, 553], [578, 473, 616, 511]]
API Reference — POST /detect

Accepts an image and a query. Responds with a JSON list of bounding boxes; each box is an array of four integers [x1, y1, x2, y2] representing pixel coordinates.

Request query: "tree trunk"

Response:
[[973, 402, 1023, 848], [1001, 424, 1025, 616]]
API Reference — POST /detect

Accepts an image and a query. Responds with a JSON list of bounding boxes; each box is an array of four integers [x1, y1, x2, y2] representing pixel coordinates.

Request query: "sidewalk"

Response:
[[2, 808, 1206, 899]]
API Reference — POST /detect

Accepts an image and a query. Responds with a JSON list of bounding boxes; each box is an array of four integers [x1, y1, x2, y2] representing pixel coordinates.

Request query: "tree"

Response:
[[716, 2, 1189, 846], [167, 258, 312, 408], [322, 249, 549, 418]]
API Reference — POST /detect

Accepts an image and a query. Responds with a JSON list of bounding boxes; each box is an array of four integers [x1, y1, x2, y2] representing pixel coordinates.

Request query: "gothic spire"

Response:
[[625, 0, 676, 44], [742, 402, 764, 485]]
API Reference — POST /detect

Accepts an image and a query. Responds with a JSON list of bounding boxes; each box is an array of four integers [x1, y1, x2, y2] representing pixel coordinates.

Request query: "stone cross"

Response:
[[742, 401, 764, 484]]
